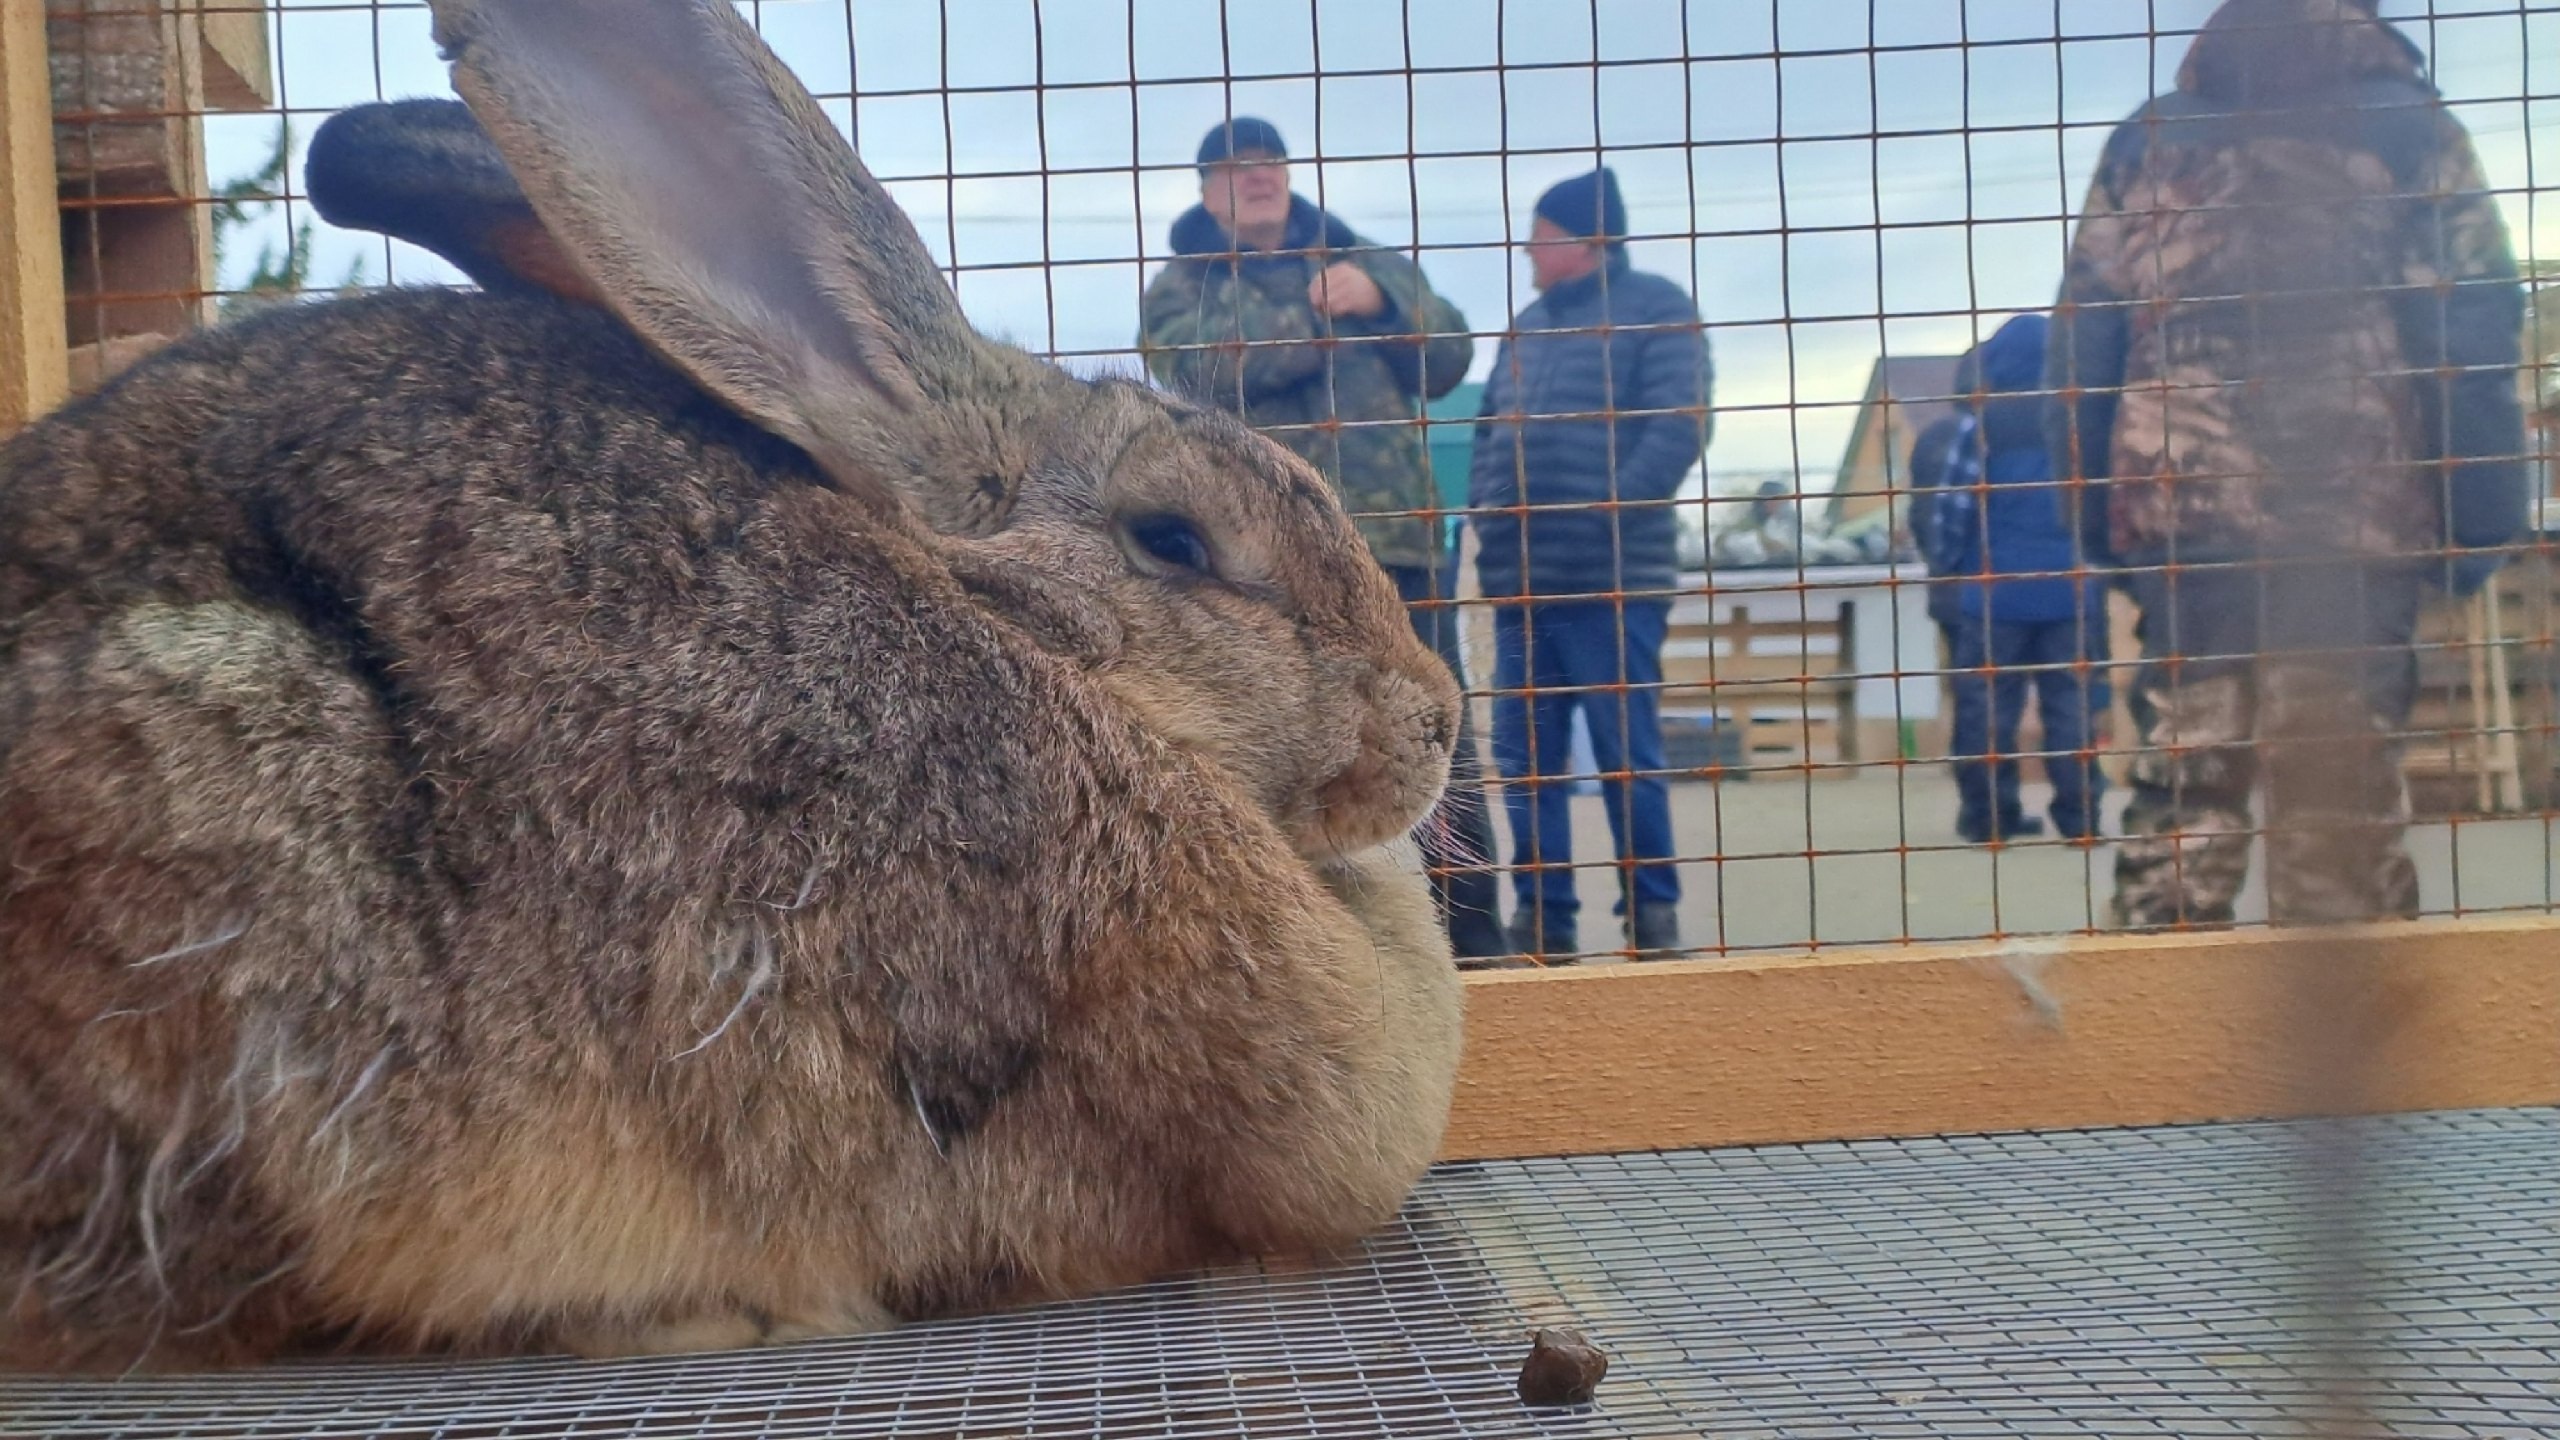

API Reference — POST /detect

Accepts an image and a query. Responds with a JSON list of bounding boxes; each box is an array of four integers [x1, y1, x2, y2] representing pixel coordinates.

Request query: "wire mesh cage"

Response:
[[8, 1111, 2555, 1437], [33, 0, 2560, 957], [3, 0, 2557, 1432]]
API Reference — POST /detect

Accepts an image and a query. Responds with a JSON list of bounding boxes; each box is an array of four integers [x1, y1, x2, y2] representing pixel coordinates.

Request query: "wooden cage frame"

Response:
[[1444, 918, 2560, 1161], [1, 4, 2552, 1174]]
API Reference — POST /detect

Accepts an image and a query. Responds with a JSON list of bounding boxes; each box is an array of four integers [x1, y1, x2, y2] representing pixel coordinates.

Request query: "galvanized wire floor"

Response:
[[5, 1108, 2554, 1438]]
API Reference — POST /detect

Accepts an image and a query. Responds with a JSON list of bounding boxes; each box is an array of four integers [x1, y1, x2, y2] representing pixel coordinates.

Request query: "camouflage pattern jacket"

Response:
[[2046, 0, 2527, 572], [1139, 198, 1473, 572]]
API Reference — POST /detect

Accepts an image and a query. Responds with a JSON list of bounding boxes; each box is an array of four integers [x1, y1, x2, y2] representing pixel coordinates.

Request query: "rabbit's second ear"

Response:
[[306, 100, 603, 307], [429, 0, 1002, 525]]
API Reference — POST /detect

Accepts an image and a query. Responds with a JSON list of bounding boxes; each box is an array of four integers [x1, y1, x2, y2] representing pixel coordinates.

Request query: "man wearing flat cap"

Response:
[[1139, 118, 1509, 963], [1470, 166, 1712, 961]]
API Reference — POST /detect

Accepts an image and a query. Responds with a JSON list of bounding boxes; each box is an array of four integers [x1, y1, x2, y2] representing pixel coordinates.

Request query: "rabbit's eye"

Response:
[[1125, 513, 1215, 576]]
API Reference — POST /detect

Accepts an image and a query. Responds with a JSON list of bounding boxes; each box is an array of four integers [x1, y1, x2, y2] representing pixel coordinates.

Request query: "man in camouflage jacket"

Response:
[[1139, 119, 1507, 959], [2047, 0, 2528, 929]]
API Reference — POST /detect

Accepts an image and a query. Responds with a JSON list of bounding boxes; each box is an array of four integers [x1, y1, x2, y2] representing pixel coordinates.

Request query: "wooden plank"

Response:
[[0, 0, 68, 432], [53, 0, 211, 347], [1442, 915, 2560, 1161], [193, 0, 269, 111], [48, 0, 192, 197]]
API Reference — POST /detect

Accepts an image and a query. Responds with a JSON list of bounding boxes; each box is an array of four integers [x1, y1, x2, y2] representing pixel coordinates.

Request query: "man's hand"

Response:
[[1308, 261, 1387, 320]]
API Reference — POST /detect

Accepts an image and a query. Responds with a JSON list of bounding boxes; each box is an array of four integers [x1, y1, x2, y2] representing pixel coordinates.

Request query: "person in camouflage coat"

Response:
[[1139, 119, 1509, 959], [2047, 0, 2529, 929]]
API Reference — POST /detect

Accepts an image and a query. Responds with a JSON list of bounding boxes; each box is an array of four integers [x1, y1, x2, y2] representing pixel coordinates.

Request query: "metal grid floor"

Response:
[[4, 1108, 2554, 1438]]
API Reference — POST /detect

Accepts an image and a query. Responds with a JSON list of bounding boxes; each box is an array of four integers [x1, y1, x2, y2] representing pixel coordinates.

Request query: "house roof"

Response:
[[1831, 353, 1966, 497]]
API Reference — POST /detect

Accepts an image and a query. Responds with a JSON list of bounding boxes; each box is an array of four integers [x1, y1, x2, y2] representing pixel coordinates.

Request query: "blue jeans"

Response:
[[1944, 609, 2110, 838], [1490, 599, 1681, 930]]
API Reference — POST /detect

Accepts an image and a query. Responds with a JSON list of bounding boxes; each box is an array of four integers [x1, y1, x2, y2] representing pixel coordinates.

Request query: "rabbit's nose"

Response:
[[1418, 704, 1453, 755]]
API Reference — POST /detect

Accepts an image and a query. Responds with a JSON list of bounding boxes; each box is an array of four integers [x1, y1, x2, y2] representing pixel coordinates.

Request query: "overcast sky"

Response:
[[217, 0, 2554, 488]]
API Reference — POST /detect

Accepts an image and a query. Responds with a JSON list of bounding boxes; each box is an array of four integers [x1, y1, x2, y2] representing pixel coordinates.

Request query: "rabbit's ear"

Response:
[[428, 0, 987, 520], [307, 99, 603, 306]]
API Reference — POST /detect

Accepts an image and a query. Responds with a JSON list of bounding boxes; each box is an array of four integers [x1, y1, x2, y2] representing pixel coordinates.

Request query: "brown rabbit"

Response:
[[0, 0, 1464, 1371]]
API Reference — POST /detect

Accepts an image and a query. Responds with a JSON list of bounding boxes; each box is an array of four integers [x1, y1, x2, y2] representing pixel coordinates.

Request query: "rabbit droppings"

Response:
[[0, 0, 1464, 1371]]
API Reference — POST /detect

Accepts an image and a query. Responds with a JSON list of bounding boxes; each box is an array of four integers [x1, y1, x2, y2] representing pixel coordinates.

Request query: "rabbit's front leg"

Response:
[[554, 1296, 893, 1358], [554, 1311, 770, 1359]]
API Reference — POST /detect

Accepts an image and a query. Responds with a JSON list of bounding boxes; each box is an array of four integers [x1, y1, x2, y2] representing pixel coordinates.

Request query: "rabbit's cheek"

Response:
[[1092, 670, 1263, 788], [1298, 706, 1452, 858]]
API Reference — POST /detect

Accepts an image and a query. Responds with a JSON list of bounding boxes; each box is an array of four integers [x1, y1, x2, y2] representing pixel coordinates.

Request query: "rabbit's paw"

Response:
[[557, 1311, 769, 1359], [556, 1298, 893, 1359]]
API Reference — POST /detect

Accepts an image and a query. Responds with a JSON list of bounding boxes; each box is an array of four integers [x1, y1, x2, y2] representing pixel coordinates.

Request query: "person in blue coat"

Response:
[[1908, 314, 2110, 843], [1469, 167, 1712, 958]]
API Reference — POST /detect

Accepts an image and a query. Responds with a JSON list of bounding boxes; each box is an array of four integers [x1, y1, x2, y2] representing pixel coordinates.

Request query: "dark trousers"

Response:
[[1384, 562, 1507, 958], [1944, 608, 2110, 839], [2113, 562, 2422, 929], [1489, 598, 1681, 934]]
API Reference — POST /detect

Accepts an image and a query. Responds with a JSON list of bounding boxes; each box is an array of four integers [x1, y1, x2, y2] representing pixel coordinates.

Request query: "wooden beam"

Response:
[[0, 0, 68, 432], [1442, 916, 2560, 1161], [52, 0, 214, 348], [193, 0, 270, 112], [49, 0, 195, 198]]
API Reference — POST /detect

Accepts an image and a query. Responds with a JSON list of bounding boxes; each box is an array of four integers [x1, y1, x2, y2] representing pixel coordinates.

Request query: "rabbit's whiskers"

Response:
[[135, 1089, 195, 1297], [238, 1011, 328, 1103], [129, 914, 253, 969], [751, 860, 825, 914], [172, 1254, 307, 1336], [30, 1137, 122, 1293], [906, 1079, 950, 1159], [308, 1047, 398, 1151], [674, 927, 775, 1059]]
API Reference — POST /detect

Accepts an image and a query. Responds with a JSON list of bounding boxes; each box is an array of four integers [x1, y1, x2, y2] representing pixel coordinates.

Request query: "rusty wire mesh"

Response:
[[45, 0, 2551, 963], [5, 1108, 2556, 1438]]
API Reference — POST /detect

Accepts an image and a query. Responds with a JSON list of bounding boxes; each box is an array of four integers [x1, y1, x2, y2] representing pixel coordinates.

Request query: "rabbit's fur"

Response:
[[0, 0, 1463, 1372]]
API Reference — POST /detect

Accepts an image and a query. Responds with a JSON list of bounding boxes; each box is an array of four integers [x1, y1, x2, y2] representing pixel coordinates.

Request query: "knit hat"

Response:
[[1532, 167, 1627, 243], [1196, 117, 1288, 172], [1974, 312, 2050, 394]]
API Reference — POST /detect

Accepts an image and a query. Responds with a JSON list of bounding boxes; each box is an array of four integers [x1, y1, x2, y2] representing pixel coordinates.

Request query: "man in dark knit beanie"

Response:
[[1531, 168, 1628, 255], [1470, 165, 1712, 961]]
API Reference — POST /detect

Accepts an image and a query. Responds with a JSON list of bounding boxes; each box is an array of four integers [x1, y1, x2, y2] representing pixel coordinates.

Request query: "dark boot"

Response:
[[1445, 906, 1512, 963], [1505, 907, 1577, 965], [1628, 902, 1682, 958], [1957, 812, 2044, 844], [2048, 807, 2102, 843], [1450, 905, 1536, 972]]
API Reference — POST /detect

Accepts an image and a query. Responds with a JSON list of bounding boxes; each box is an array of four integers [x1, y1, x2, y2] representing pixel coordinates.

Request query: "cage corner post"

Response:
[[0, 0, 67, 436]]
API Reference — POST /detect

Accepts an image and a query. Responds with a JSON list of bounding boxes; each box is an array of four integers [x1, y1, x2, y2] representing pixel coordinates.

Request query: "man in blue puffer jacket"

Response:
[[1470, 167, 1712, 960], [1910, 313, 2109, 843]]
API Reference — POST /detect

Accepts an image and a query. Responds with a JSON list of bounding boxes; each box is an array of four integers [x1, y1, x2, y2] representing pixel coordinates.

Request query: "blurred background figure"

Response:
[[1910, 314, 2110, 845], [1470, 166, 1712, 960], [1138, 118, 1510, 962], [1709, 480, 1801, 569], [2048, 0, 2528, 927]]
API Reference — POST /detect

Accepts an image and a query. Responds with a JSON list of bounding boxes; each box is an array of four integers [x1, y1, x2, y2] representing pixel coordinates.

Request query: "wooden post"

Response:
[[193, 0, 269, 110], [0, 0, 68, 433], [2482, 579, 2526, 812]]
